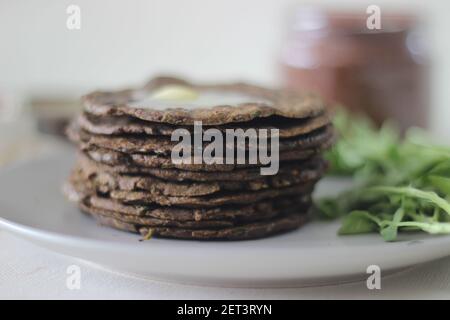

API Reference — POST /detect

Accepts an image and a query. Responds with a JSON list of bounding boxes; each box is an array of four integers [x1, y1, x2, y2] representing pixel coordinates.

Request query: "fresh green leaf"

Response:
[[427, 175, 450, 195], [368, 186, 450, 215], [379, 207, 405, 242], [338, 211, 380, 235], [317, 108, 450, 241]]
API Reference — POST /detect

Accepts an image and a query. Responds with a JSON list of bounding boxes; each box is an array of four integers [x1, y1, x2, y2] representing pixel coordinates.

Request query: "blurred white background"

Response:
[[0, 0, 449, 136]]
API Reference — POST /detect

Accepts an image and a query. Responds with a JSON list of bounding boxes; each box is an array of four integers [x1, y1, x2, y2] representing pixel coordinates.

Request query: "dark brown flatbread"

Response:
[[90, 195, 311, 222], [64, 175, 312, 222], [107, 183, 315, 208], [67, 121, 334, 156], [89, 210, 309, 240], [68, 167, 316, 207], [77, 111, 331, 138], [78, 199, 310, 229], [75, 156, 326, 196], [76, 152, 328, 182], [78, 202, 236, 229], [81, 140, 332, 172], [82, 76, 326, 126]]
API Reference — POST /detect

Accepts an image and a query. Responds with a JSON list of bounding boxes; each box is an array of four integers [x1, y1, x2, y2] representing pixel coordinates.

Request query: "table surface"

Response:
[[2, 230, 450, 299], [1, 121, 450, 299]]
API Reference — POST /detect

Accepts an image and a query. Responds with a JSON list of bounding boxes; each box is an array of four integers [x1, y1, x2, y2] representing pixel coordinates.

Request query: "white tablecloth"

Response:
[[1, 230, 450, 299], [1, 121, 450, 299]]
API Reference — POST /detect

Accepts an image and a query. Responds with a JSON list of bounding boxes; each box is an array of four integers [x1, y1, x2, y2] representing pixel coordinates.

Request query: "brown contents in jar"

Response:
[[281, 9, 428, 130]]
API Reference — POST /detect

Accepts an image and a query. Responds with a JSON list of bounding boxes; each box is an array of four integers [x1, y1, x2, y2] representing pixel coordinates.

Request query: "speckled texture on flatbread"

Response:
[[64, 175, 312, 222], [76, 152, 327, 182], [68, 167, 316, 208], [88, 209, 309, 240], [78, 199, 310, 229], [80, 141, 332, 172], [77, 112, 331, 138], [67, 120, 334, 156], [74, 156, 326, 196]]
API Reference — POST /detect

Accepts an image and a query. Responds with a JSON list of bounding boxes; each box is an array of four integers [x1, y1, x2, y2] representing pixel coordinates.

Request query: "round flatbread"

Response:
[[89, 210, 309, 240], [107, 183, 314, 208], [78, 199, 310, 229], [74, 157, 326, 196], [81, 141, 332, 172], [68, 168, 316, 208], [77, 112, 331, 139], [64, 176, 312, 222], [67, 121, 334, 156], [82, 76, 326, 126], [76, 152, 327, 182]]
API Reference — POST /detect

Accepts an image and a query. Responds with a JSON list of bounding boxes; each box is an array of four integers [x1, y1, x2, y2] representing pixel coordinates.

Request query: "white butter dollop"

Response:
[[129, 85, 270, 110]]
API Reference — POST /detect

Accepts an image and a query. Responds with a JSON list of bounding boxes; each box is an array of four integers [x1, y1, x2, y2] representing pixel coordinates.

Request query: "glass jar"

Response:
[[281, 8, 428, 130]]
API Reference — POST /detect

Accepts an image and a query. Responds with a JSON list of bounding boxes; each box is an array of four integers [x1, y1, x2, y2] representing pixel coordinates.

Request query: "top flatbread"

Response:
[[82, 76, 327, 125]]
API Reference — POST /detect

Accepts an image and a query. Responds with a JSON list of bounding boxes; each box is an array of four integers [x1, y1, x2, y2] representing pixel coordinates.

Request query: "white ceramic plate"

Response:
[[1, 151, 450, 287]]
